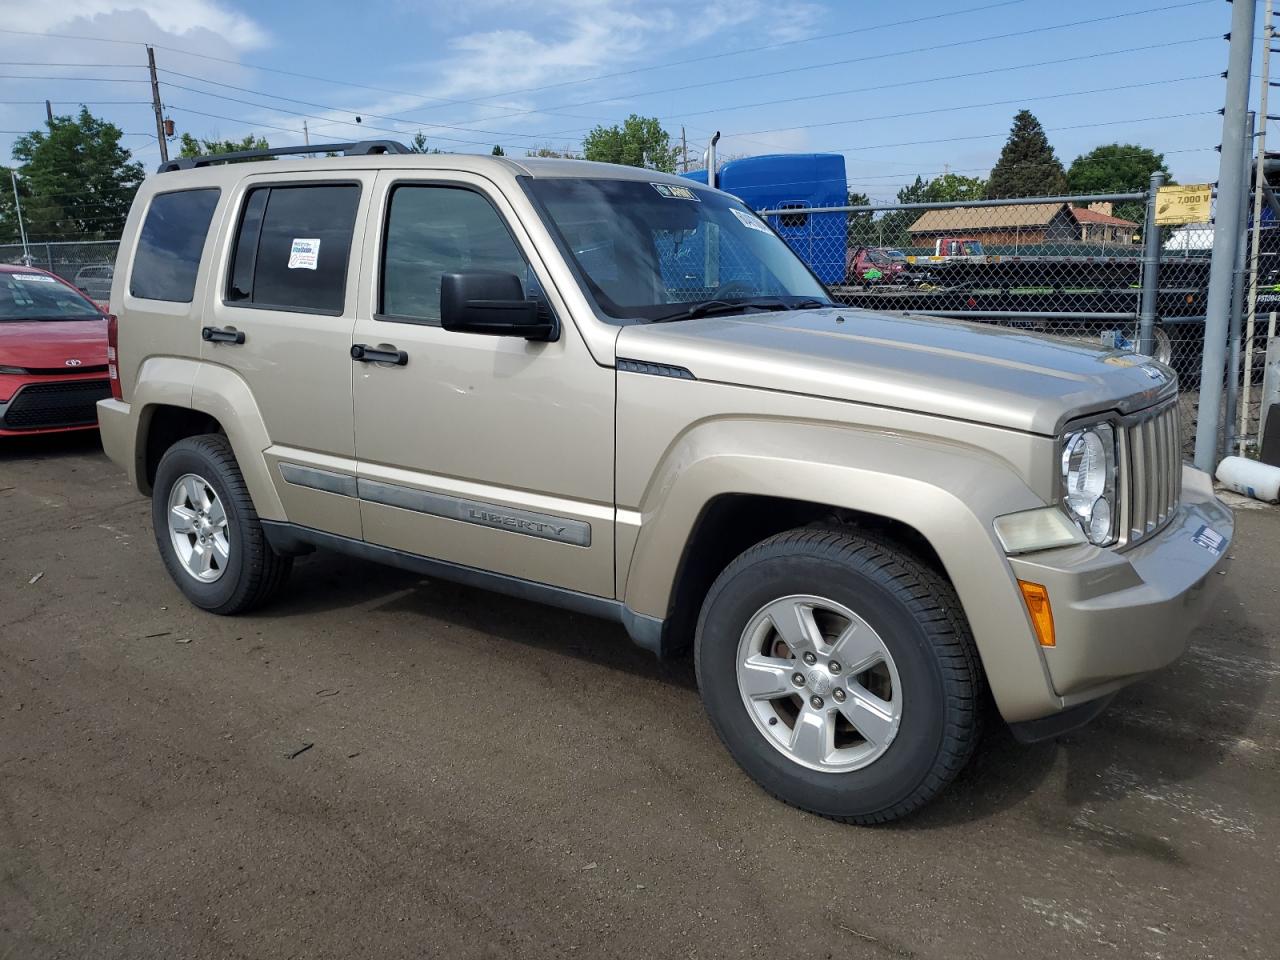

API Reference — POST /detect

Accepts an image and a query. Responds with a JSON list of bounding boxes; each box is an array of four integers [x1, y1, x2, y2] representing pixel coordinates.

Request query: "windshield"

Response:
[[0, 272, 102, 321], [883, 249, 907, 261], [526, 178, 830, 321]]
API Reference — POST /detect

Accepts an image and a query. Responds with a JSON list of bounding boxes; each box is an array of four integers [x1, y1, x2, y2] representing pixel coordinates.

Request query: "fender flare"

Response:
[[131, 358, 285, 521], [621, 418, 1061, 722]]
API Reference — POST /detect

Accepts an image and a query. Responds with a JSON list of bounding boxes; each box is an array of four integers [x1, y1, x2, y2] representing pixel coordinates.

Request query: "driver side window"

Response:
[[380, 184, 532, 324]]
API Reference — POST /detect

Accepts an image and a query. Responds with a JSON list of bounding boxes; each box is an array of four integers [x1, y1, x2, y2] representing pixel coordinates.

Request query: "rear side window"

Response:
[[227, 183, 360, 315], [129, 188, 220, 302]]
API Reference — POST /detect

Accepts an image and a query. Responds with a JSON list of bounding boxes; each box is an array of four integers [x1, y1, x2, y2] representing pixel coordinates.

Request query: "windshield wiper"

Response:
[[651, 298, 806, 324]]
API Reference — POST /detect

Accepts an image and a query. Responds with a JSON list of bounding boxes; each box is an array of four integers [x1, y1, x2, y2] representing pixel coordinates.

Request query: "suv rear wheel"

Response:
[[695, 527, 983, 823], [151, 434, 292, 614]]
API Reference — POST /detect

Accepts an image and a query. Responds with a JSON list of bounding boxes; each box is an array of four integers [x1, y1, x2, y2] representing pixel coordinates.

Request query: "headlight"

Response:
[[0, 365, 28, 375], [1060, 423, 1118, 545]]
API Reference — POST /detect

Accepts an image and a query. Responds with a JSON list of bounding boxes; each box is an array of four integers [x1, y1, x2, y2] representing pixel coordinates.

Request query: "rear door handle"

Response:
[[351, 343, 408, 366], [201, 326, 245, 345]]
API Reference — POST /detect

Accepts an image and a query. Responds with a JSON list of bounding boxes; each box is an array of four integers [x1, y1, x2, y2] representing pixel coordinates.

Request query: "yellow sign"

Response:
[[1154, 183, 1212, 226]]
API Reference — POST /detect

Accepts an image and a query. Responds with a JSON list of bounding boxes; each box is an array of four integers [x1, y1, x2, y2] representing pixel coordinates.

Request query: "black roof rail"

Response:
[[156, 139, 412, 173]]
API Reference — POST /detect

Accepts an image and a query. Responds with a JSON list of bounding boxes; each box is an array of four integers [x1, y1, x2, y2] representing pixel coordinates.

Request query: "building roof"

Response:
[[908, 201, 1137, 234], [908, 202, 1066, 234], [1069, 206, 1138, 227]]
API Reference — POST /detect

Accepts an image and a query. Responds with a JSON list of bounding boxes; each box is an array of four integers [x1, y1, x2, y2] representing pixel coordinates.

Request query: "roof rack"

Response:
[[156, 140, 412, 173]]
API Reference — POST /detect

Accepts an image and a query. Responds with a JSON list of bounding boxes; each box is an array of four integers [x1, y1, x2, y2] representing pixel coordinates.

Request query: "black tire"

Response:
[[694, 527, 984, 824], [151, 434, 292, 615]]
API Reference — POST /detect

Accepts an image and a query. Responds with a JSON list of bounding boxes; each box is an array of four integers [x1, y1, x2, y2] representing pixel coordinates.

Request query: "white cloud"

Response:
[[30, 0, 269, 50]]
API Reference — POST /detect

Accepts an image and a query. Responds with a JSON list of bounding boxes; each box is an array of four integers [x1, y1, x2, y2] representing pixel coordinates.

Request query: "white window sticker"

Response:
[[288, 238, 320, 270], [650, 182, 701, 201], [11, 273, 57, 283], [731, 208, 772, 235]]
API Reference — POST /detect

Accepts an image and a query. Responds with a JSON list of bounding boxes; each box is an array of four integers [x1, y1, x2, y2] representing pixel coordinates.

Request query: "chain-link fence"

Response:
[[756, 191, 1244, 456], [0, 240, 119, 303]]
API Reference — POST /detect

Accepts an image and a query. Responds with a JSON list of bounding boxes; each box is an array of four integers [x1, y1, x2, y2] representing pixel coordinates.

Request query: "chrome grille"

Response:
[[1123, 401, 1182, 544]]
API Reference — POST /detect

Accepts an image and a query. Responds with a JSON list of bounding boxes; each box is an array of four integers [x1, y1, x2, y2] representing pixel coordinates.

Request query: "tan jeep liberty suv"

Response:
[[97, 141, 1233, 823]]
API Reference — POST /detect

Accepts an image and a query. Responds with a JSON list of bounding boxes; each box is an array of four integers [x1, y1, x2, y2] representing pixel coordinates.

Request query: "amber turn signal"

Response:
[[1018, 580, 1056, 647]]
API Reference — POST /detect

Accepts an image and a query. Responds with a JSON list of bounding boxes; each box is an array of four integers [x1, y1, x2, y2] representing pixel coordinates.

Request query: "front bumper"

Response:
[[1008, 465, 1232, 706], [0, 373, 111, 435]]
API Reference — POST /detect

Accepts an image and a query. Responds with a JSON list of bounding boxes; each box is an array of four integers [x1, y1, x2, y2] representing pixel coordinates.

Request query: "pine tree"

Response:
[[985, 110, 1066, 199]]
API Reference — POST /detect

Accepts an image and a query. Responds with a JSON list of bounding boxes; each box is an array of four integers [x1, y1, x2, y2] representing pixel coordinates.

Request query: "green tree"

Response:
[[985, 110, 1066, 199], [526, 144, 581, 159], [0, 165, 32, 245], [177, 132, 269, 157], [846, 190, 875, 247], [923, 172, 987, 202], [582, 114, 679, 172], [12, 108, 144, 241], [407, 131, 441, 154], [491, 145, 505, 156], [1066, 143, 1170, 224]]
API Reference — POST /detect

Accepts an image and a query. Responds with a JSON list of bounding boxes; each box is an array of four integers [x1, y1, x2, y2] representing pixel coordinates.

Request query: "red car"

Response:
[[0, 264, 111, 436]]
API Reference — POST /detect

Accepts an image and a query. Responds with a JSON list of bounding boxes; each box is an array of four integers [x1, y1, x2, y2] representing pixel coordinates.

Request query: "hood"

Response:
[[614, 308, 1175, 435], [0, 319, 109, 370]]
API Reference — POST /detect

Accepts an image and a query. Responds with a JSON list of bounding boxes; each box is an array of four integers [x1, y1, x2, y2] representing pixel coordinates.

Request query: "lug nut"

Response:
[[792, 672, 806, 687], [802, 652, 817, 665], [829, 661, 842, 674], [833, 688, 847, 703], [810, 695, 824, 709]]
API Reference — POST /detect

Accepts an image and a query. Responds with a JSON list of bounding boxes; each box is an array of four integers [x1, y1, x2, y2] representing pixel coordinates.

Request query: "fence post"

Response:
[[1194, 0, 1256, 473], [1227, 111, 1257, 453], [44, 242, 53, 273], [1137, 170, 1166, 356]]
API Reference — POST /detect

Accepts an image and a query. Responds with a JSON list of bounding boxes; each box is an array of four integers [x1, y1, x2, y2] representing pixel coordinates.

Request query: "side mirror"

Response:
[[440, 271, 555, 341]]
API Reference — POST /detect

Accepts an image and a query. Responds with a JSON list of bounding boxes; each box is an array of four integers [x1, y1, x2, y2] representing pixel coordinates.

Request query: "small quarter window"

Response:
[[129, 188, 220, 302], [226, 183, 359, 315]]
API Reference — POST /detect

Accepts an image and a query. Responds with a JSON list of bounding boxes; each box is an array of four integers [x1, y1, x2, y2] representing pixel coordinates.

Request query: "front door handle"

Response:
[[351, 343, 409, 366], [202, 326, 245, 345]]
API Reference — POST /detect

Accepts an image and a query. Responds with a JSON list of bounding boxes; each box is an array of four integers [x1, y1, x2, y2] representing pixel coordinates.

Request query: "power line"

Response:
[[657, 37, 1218, 124], [414, 1, 1221, 127], [827, 111, 1220, 154], [0, 74, 147, 83], [157, 74, 577, 145], [729, 74, 1220, 140], [426, 0, 1037, 106]]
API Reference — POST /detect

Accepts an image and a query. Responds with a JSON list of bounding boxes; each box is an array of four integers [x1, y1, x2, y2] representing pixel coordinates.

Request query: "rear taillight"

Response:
[[106, 313, 122, 401]]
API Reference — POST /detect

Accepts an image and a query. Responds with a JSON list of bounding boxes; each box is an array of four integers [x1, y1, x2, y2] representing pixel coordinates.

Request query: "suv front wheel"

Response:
[[695, 527, 984, 823], [151, 434, 292, 614]]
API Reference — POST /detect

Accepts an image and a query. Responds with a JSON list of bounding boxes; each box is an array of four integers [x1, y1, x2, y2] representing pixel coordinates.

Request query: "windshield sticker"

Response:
[[11, 273, 57, 283], [288, 238, 320, 270], [731, 208, 772, 235], [651, 182, 701, 201]]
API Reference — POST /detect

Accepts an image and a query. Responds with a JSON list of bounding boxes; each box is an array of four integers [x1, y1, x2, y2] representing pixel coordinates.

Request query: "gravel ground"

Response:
[[1, 432, 1276, 960]]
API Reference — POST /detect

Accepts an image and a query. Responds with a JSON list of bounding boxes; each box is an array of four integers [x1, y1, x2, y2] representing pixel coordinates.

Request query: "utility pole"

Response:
[[146, 45, 169, 164], [44, 99, 52, 123], [303, 120, 310, 147], [1242, 0, 1275, 451], [681, 126, 687, 174], [10, 170, 30, 266], [1227, 111, 1256, 452], [1194, 0, 1255, 472]]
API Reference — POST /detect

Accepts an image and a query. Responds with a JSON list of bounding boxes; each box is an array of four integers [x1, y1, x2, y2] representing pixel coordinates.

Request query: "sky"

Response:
[[0, 0, 1266, 201]]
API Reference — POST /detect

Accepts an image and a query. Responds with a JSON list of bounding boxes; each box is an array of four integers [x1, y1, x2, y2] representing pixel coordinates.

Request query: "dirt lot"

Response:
[[1, 433, 1276, 960]]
